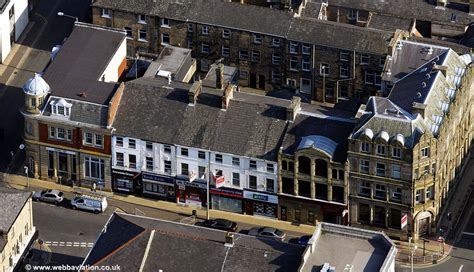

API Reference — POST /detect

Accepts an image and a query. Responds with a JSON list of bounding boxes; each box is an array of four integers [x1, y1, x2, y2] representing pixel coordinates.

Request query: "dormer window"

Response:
[[50, 98, 72, 118]]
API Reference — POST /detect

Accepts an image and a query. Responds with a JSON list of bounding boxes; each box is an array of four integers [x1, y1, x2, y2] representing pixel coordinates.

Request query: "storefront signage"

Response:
[[45, 147, 76, 155], [112, 169, 136, 177], [142, 172, 174, 184], [176, 177, 207, 189], [401, 214, 408, 229], [210, 187, 243, 198], [243, 190, 278, 204]]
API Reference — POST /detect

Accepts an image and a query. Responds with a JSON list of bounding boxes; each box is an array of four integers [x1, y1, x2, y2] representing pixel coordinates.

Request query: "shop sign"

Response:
[[243, 190, 278, 204], [176, 176, 207, 189], [210, 187, 243, 198], [112, 169, 136, 177], [142, 172, 174, 184]]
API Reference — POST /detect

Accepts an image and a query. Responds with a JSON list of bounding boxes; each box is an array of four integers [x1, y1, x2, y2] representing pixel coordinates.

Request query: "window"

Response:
[[57, 128, 65, 140], [201, 25, 209, 35], [358, 203, 370, 223], [379, 57, 385, 67], [375, 73, 381, 86], [187, 40, 193, 49], [340, 51, 349, 61], [365, 71, 374, 84], [138, 14, 146, 24], [376, 145, 385, 155], [392, 165, 401, 179], [129, 154, 136, 169], [301, 57, 310, 71], [240, 70, 248, 79], [58, 106, 65, 115], [67, 129, 72, 141], [390, 209, 401, 229], [101, 8, 111, 18], [340, 64, 349, 78], [239, 50, 248, 60], [374, 206, 386, 226], [116, 152, 124, 167], [201, 42, 210, 54], [251, 50, 260, 62], [421, 147, 430, 158], [222, 45, 230, 57], [187, 23, 193, 32], [375, 184, 386, 199], [302, 44, 311, 55], [116, 137, 123, 147], [266, 178, 274, 192], [359, 181, 371, 196], [198, 151, 206, 159], [95, 135, 103, 147], [84, 157, 105, 180], [198, 166, 206, 178], [200, 59, 209, 72], [253, 34, 262, 44], [181, 148, 189, 156], [232, 172, 240, 186], [31, 98, 36, 107], [415, 189, 424, 203], [391, 187, 402, 202], [290, 56, 298, 70], [128, 139, 136, 149], [161, 33, 170, 45], [222, 29, 231, 38], [124, 27, 132, 38], [249, 175, 257, 189], [138, 29, 147, 41], [392, 147, 401, 158], [360, 160, 369, 173], [164, 145, 171, 154], [146, 157, 153, 171], [289, 41, 298, 54], [426, 185, 434, 200], [272, 70, 281, 83], [348, 9, 358, 20], [164, 160, 171, 173], [160, 18, 169, 27], [325, 84, 334, 98], [146, 142, 153, 151], [320, 64, 329, 75], [272, 54, 281, 65], [376, 163, 386, 176], [84, 132, 93, 145], [272, 38, 281, 47], [232, 157, 240, 166], [264, 163, 274, 173], [360, 54, 369, 64], [181, 163, 189, 175], [361, 142, 370, 153], [249, 160, 257, 170], [215, 154, 223, 163]]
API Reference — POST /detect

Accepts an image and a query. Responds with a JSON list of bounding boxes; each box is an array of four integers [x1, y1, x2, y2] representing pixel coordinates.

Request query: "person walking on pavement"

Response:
[[92, 182, 97, 192]]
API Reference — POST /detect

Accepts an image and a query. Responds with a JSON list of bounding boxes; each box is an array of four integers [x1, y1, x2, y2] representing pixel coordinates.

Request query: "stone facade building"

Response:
[[21, 23, 127, 191], [347, 42, 473, 240]]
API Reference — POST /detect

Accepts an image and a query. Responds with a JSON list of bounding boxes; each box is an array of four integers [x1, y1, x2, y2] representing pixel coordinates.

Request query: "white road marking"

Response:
[[458, 264, 463, 272], [45, 241, 93, 248]]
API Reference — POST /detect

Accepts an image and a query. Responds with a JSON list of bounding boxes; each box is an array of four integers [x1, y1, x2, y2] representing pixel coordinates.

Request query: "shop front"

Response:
[[210, 186, 243, 214], [142, 172, 176, 201], [278, 195, 347, 225], [175, 176, 208, 207], [112, 168, 140, 194], [243, 190, 278, 218]]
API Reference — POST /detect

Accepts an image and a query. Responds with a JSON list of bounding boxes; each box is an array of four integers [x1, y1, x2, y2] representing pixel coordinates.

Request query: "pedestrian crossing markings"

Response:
[[45, 241, 94, 248]]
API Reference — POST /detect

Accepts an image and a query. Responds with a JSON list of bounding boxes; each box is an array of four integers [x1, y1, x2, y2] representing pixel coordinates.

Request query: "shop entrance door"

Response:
[[281, 206, 287, 221], [418, 217, 430, 237], [245, 201, 253, 215], [250, 73, 257, 88]]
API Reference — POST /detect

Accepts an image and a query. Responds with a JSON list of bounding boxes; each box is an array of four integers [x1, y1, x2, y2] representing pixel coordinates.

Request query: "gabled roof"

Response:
[[83, 213, 304, 271], [0, 187, 31, 251]]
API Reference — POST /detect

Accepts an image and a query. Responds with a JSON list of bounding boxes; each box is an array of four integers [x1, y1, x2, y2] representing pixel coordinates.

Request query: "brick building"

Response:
[[21, 23, 127, 191]]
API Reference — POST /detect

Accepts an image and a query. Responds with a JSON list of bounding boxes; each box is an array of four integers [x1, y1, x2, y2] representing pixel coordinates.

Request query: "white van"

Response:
[[71, 194, 108, 214]]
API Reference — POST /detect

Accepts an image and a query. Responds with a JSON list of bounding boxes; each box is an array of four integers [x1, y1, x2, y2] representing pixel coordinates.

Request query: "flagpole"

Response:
[[206, 150, 210, 220]]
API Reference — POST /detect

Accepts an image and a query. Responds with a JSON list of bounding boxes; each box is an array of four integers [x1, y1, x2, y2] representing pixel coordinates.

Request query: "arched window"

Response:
[[315, 159, 328, 177], [298, 156, 311, 175]]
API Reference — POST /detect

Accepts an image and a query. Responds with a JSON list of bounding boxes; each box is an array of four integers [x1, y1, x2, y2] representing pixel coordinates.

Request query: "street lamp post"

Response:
[[57, 12, 78, 22], [24, 166, 29, 188], [409, 237, 418, 272]]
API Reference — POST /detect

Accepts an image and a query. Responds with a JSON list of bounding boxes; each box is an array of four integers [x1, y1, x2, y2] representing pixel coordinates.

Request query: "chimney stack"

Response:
[[287, 96, 301, 121], [189, 80, 202, 105], [412, 102, 426, 118], [222, 83, 234, 110], [216, 63, 225, 90], [432, 64, 448, 77], [225, 232, 234, 247]]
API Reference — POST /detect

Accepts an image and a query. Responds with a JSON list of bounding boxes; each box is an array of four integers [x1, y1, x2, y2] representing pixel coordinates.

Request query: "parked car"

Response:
[[297, 235, 312, 246], [32, 189, 64, 205], [201, 219, 238, 232], [71, 194, 108, 214], [248, 227, 286, 241]]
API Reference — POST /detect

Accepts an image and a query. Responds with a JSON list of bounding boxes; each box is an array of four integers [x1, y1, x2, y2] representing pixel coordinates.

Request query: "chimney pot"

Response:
[[216, 63, 225, 90], [287, 96, 301, 121]]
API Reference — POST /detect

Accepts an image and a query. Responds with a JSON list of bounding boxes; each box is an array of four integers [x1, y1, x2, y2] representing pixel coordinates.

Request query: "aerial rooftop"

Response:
[[0, 187, 31, 251]]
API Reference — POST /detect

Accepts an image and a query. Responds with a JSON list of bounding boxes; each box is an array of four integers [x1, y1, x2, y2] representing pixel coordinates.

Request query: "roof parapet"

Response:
[[189, 80, 202, 105]]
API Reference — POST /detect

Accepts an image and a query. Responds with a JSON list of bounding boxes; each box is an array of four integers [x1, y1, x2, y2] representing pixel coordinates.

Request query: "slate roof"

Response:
[[83, 213, 304, 272], [0, 187, 31, 250], [367, 13, 413, 32], [288, 17, 393, 54], [42, 96, 109, 127], [383, 40, 450, 83], [42, 23, 125, 105], [406, 36, 472, 54], [113, 77, 289, 161], [327, 0, 472, 26]]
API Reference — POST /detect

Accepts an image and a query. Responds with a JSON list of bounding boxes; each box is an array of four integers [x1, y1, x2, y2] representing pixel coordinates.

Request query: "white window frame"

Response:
[[272, 70, 281, 83], [253, 34, 262, 44], [201, 25, 209, 35], [360, 160, 369, 173], [421, 147, 430, 158], [101, 9, 111, 18], [365, 71, 374, 84], [84, 156, 104, 181], [221, 45, 230, 57], [272, 54, 280, 65], [138, 29, 147, 42], [301, 57, 310, 71], [222, 29, 231, 39], [360, 54, 370, 64], [290, 56, 298, 71], [160, 18, 169, 27], [376, 163, 386, 176], [57, 128, 65, 140], [116, 137, 123, 147], [266, 163, 274, 173], [340, 64, 349, 78], [201, 42, 210, 54], [376, 145, 385, 155], [375, 184, 386, 199], [391, 165, 401, 179], [239, 50, 248, 60], [187, 23, 193, 33], [348, 9, 358, 20], [161, 33, 170, 45], [124, 27, 132, 39], [138, 14, 146, 24], [391, 187, 402, 202], [302, 44, 311, 55], [361, 142, 370, 153], [272, 38, 281, 47], [392, 147, 401, 158], [289, 41, 298, 54], [340, 51, 349, 61], [415, 189, 423, 203], [251, 50, 260, 62], [84, 132, 93, 145], [359, 181, 371, 195]]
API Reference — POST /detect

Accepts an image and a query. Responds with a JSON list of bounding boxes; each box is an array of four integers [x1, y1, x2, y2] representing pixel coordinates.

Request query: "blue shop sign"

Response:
[[142, 172, 174, 184]]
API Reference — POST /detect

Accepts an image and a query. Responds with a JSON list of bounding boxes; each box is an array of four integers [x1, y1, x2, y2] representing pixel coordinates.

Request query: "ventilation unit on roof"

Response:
[[396, 42, 403, 50], [427, 47, 433, 55]]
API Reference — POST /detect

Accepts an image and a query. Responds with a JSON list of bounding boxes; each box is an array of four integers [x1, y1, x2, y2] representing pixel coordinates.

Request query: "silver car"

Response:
[[248, 227, 286, 241], [32, 189, 64, 205]]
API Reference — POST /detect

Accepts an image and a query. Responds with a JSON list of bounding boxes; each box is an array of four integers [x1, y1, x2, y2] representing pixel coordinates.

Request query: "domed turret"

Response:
[[23, 73, 50, 114]]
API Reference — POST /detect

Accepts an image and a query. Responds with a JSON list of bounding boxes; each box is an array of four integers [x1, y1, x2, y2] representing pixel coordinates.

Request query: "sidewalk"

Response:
[[394, 236, 451, 267], [4, 174, 315, 235]]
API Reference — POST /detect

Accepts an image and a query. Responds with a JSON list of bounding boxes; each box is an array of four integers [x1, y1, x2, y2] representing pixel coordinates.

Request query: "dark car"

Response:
[[201, 219, 238, 232], [297, 235, 312, 246]]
